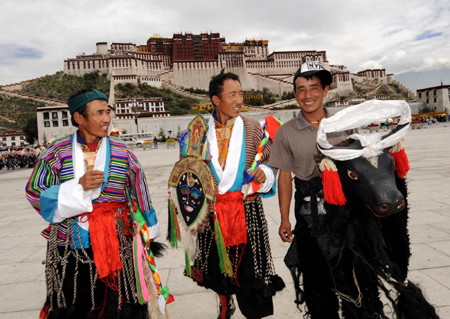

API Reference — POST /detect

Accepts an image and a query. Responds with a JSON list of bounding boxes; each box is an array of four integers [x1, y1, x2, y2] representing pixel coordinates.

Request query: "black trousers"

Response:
[[44, 246, 147, 319]]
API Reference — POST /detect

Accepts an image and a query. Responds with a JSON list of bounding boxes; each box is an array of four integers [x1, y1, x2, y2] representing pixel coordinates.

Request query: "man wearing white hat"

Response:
[[269, 62, 354, 318]]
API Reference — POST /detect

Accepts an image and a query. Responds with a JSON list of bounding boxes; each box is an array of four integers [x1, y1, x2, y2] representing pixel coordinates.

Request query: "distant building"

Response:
[[353, 69, 387, 83], [243, 93, 264, 103], [330, 70, 352, 94], [417, 84, 450, 112], [36, 104, 79, 144], [115, 98, 170, 119], [0, 130, 27, 148], [62, 33, 342, 95], [192, 104, 214, 112]]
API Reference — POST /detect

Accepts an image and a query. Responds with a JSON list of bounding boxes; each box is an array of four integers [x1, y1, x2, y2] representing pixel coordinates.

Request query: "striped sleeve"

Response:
[[127, 148, 160, 239], [25, 151, 60, 221]]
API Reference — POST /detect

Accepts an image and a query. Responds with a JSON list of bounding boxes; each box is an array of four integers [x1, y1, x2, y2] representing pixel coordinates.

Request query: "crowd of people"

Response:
[[0, 146, 44, 170], [412, 114, 448, 127]]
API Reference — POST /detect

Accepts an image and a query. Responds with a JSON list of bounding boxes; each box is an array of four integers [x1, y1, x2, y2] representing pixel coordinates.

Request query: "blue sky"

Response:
[[1, 0, 449, 92]]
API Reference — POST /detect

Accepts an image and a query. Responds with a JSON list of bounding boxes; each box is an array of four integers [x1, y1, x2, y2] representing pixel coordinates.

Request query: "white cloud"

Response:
[[1, 0, 450, 91]]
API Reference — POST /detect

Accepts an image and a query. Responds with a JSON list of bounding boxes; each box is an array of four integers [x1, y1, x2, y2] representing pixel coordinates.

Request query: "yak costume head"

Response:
[[317, 100, 411, 217]]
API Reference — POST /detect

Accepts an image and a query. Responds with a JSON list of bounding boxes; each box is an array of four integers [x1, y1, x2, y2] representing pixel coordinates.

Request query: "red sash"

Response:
[[215, 191, 247, 247], [87, 202, 130, 278]]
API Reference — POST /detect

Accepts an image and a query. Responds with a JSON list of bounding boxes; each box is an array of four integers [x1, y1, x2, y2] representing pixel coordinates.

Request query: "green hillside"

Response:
[[20, 71, 110, 101], [115, 82, 199, 115], [0, 94, 46, 133]]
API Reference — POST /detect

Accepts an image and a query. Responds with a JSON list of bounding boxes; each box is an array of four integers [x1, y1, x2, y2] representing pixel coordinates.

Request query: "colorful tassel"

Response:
[[172, 200, 181, 241], [214, 216, 234, 278], [133, 233, 150, 304], [185, 251, 192, 277], [389, 139, 410, 179], [167, 198, 179, 248], [319, 158, 346, 206]]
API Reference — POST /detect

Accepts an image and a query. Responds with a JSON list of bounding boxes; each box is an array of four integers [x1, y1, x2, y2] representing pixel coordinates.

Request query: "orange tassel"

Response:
[[171, 199, 181, 241], [389, 140, 410, 179], [319, 158, 346, 206]]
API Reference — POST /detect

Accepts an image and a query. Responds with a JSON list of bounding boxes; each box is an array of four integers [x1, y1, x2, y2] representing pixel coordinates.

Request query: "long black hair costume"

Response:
[[285, 101, 439, 319]]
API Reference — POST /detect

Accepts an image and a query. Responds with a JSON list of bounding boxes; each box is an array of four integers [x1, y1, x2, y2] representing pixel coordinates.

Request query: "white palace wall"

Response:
[[172, 61, 222, 89], [172, 62, 292, 95]]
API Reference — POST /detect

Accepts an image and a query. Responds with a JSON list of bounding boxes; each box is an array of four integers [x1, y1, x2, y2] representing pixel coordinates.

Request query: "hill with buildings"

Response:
[[4, 31, 445, 146], [114, 82, 199, 115], [0, 71, 203, 133]]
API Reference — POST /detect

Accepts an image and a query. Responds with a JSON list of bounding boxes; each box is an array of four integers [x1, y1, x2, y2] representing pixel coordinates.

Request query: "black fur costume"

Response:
[[285, 174, 439, 319]]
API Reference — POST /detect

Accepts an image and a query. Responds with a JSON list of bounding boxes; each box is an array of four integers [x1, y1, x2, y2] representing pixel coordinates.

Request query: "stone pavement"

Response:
[[0, 125, 449, 319]]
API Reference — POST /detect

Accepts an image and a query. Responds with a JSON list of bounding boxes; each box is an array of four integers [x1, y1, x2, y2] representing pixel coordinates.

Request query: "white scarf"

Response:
[[207, 116, 243, 194], [55, 130, 108, 229], [72, 130, 107, 200], [317, 100, 411, 160]]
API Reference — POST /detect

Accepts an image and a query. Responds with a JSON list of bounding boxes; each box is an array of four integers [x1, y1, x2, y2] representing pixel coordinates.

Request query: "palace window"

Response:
[[44, 121, 50, 127], [63, 120, 69, 126], [43, 112, 50, 120], [418, 92, 422, 99], [53, 121, 59, 127], [62, 111, 68, 118], [52, 112, 58, 119], [11, 137, 15, 141]]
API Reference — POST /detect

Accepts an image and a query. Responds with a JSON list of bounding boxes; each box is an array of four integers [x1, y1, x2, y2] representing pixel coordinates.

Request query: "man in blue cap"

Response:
[[26, 89, 165, 318]]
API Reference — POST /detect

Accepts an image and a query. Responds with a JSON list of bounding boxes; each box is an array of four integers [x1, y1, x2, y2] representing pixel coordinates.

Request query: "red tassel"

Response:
[[389, 140, 410, 179], [319, 158, 346, 206], [39, 305, 49, 319]]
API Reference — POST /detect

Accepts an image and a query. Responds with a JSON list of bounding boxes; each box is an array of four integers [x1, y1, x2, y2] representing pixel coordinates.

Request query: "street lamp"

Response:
[[129, 99, 142, 133]]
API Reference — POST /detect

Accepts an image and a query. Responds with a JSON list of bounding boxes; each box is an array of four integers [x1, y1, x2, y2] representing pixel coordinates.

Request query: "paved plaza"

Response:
[[0, 124, 449, 319]]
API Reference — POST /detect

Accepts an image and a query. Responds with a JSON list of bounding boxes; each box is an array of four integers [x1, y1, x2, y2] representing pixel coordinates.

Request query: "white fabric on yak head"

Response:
[[317, 100, 411, 161]]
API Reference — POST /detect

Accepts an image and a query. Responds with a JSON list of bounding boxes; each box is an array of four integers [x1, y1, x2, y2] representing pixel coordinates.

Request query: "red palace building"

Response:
[[146, 32, 225, 62]]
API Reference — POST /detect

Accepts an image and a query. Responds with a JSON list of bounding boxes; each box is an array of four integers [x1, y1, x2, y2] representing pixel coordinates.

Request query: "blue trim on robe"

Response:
[[40, 185, 60, 223], [142, 207, 158, 227], [259, 170, 276, 198], [71, 221, 90, 249]]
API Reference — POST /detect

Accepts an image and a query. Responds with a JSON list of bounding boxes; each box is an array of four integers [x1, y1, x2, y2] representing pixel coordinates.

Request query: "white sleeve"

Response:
[[257, 164, 275, 193], [52, 178, 93, 223]]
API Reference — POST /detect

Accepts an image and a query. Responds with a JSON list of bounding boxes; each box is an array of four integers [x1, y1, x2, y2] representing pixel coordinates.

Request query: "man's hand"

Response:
[[79, 170, 104, 191], [250, 167, 266, 184], [279, 220, 293, 243]]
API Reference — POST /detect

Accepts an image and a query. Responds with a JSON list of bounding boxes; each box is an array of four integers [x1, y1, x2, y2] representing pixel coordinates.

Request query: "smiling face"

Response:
[[294, 75, 329, 116], [213, 79, 243, 125], [76, 99, 111, 143], [176, 171, 205, 226]]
